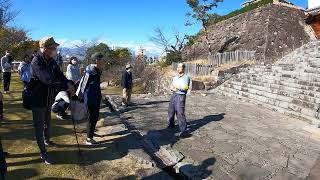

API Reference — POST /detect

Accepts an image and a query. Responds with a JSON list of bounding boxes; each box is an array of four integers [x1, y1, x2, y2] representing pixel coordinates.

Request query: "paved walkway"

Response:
[[117, 92, 320, 179]]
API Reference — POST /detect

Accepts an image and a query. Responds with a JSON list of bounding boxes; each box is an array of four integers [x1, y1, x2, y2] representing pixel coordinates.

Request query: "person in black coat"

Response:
[[121, 64, 133, 106], [30, 37, 74, 165]]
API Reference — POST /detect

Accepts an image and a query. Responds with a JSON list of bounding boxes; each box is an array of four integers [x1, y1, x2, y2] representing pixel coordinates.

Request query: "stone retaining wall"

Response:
[[183, 4, 312, 64]]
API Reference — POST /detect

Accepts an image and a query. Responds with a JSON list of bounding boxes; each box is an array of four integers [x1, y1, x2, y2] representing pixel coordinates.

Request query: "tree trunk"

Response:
[[203, 25, 212, 56]]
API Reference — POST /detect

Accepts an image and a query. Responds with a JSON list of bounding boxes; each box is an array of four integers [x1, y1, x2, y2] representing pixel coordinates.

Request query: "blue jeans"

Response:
[[168, 94, 187, 133]]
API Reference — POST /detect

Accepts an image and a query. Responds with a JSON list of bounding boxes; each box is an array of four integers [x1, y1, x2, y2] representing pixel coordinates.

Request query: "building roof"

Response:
[[306, 6, 320, 16]]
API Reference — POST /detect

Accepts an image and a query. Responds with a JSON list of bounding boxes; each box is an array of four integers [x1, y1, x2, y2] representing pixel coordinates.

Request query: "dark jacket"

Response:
[[78, 64, 102, 107], [30, 54, 68, 108], [121, 71, 133, 89]]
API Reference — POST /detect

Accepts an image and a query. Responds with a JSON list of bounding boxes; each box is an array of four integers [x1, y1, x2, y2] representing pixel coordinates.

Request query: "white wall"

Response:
[[309, 0, 320, 9]]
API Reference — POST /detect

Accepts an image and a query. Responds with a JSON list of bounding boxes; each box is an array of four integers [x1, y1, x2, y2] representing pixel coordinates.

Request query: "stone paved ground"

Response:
[[118, 92, 320, 180]]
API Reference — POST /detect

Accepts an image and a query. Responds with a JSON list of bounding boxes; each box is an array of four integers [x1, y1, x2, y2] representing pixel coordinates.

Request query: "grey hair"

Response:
[[178, 63, 186, 69]]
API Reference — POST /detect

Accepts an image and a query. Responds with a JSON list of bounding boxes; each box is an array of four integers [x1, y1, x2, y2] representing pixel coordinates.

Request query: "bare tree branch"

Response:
[[0, 0, 20, 27]]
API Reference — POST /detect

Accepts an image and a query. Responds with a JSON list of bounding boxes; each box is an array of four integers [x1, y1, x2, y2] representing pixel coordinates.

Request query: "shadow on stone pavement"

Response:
[[145, 113, 225, 148], [140, 157, 216, 180], [120, 100, 170, 113]]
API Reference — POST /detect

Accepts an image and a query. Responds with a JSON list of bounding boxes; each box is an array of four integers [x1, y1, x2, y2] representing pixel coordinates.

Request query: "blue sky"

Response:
[[11, 0, 307, 55]]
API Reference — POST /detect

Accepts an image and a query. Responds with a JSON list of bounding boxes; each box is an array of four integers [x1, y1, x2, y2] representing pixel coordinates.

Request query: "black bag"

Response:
[[22, 87, 32, 110], [22, 78, 36, 110]]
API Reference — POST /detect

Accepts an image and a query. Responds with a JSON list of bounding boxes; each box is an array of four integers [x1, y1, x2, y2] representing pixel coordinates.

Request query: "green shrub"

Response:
[[209, 0, 273, 25], [157, 51, 182, 68]]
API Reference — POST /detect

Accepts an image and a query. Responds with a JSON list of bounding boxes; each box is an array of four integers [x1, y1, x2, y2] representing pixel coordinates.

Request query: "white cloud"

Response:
[[57, 38, 164, 56], [56, 39, 85, 49]]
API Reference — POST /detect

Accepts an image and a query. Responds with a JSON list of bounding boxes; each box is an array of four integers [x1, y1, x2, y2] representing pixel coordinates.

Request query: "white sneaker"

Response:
[[56, 115, 64, 120], [85, 138, 100, 146]]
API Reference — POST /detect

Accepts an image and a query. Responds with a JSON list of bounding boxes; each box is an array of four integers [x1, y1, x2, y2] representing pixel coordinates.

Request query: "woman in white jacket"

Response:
[[66, 57, 81, 83]]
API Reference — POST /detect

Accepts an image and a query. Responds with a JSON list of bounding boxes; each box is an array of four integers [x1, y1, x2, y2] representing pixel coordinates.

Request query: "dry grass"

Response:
[[102, 84, 145, 95], [1, 74, 148, 180]]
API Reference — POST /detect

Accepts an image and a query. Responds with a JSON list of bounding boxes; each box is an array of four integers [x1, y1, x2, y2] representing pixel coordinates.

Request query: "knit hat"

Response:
[[39, 37, 59, 48]]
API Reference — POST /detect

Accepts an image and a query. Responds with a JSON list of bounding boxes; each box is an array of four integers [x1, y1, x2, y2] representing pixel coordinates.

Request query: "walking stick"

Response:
[[71, 116, 84, 164]]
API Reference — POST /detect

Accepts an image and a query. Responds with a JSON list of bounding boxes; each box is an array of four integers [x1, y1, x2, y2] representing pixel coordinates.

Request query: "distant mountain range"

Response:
[[59, 46, 159, 61]]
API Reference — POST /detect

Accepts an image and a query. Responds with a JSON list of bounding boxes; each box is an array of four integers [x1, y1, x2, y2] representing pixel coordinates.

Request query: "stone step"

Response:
[[222, 82, 318, 114], [217, 86, 319, 125], [225, 80, 320, 109], [234, 74, 320, 100], [246, 66, 320, 78], [241, 69, 320, 82], [216, 87, 319, 125], [231, 77, 320, 104], [235, 73, 320, 92]]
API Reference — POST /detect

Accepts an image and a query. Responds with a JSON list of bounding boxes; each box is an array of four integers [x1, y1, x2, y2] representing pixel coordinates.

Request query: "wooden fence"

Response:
[[172, 51, 256, 76], [172, 62, 213, 76], [208, 51, 256, 66]]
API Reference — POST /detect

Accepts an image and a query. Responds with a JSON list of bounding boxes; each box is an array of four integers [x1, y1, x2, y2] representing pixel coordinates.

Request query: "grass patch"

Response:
[[1, 73, 146, 179], [102, 84, 145, 95]]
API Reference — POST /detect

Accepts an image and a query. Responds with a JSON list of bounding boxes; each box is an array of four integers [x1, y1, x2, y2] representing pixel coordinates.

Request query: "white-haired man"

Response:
[[30, 37, 74, 164], [167, 63, 191, 138]]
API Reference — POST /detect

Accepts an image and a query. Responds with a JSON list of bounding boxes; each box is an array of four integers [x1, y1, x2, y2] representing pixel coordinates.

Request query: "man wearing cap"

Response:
[[121, 64, 133, 107], [30, 37, 74, 164], [167, 63, 191, 138], [76, 52, 105, 146]]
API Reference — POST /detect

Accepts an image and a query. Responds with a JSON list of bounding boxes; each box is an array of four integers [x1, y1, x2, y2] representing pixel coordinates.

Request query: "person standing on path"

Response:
[[30, 37, 74, 164], [167, 63, 191, 138], [76, 52, 105, 146], [55, 51, 63, 71], [66, 56, 81, 84], [121, 64, 133, 107], [18, 55, 32, 87], [1, 50, 13, 94]]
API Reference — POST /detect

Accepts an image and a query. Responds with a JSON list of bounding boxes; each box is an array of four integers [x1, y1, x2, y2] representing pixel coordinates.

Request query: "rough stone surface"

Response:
[[116, 93, 320, 179], [183, 4, 312, 64], [215, 41, 320, 125]]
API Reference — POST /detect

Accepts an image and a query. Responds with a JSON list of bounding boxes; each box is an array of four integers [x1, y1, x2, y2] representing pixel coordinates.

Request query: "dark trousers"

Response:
[[0, 100, 3, 117], [32, 107, 51, 154], [3, 72, 11, 92], [87, 105, 100, 139], [0, 138, 7, 180], [168, 93, 187, 133]]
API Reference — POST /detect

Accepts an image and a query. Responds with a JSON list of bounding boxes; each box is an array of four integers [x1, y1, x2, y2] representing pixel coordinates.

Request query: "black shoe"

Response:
[[3, 152, 9, 157], [85, 138, 100, 146], [179, 131, 191, 138], [167, 125, 175, 129], [41, 153, 54, 165]]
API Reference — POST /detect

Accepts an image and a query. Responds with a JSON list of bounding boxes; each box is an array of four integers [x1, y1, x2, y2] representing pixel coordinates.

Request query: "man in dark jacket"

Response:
[[30, 37, 73, 164], [121, 64, 133, 106], [76, 52, 105, 146]]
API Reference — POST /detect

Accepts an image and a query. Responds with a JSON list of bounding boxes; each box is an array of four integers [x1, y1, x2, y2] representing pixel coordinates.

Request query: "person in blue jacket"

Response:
[[18, 55, 32, 87], [77, 52, 105, 146]]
